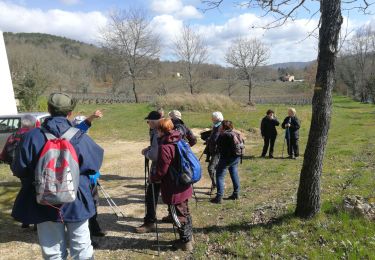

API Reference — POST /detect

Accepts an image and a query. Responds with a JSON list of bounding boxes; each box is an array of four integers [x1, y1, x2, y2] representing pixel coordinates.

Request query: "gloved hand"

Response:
[[89, 172, 101, 186]]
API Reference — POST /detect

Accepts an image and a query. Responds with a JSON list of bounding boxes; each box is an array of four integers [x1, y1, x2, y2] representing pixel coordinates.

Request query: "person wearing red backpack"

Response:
[[210, 120, 241, 204], [151, 118, 194, 251], [11, 93, 104, 260]]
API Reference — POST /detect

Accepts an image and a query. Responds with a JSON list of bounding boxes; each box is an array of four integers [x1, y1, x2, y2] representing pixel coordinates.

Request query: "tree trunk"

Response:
[[248, 77, 253, 105], [295, 0, 342, 219], [131, 77, 139, 103]]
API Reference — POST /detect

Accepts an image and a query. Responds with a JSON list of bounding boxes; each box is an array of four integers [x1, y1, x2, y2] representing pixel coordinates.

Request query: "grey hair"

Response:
[[21, 115, 37, 129]]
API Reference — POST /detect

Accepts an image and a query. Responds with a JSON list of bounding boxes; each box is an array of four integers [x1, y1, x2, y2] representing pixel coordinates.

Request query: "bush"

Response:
[[154, 93, 241, 112]]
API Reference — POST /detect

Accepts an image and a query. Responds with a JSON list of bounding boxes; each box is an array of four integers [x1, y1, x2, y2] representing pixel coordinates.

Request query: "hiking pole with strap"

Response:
[[98, 183, 125, 219], [146, 158, 161, 255], [144, 158, 148, 208]]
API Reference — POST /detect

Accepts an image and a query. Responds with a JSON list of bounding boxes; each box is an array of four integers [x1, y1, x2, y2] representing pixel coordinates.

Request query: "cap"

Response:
[[168, 110, 182, 120], [145, 111, 162, 120], [48, 92, 76, 115]]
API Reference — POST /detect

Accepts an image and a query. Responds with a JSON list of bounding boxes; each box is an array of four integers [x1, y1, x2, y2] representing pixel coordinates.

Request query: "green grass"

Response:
[[0, 96, 374, 258]]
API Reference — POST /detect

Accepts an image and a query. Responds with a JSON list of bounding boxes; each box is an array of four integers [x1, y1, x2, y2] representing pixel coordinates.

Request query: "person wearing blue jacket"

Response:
[[11, 93, 104, 260], [73, 113, 106, 241]]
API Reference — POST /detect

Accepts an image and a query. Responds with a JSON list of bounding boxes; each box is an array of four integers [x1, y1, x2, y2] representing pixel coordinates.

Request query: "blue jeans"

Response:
[[215, 156, 240, 198], [37, 220, 93, 260]]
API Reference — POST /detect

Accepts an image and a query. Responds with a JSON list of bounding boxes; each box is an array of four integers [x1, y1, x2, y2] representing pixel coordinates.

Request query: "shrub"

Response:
[[154, 93, 241, 112]]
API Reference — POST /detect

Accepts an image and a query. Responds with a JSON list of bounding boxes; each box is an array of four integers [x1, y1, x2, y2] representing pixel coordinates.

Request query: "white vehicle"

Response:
[[0, 112, 50, 149]]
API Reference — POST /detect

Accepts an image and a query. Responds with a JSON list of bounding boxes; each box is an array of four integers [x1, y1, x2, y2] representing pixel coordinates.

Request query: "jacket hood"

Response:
[[172, 118, 185, 125], [42, 116, 74, 137], [161, 130, 181, 144]]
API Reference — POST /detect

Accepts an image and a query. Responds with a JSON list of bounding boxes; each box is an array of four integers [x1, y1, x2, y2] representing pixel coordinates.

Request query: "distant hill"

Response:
[[2, 32, 312, 100], [268, 61, 315, 70]]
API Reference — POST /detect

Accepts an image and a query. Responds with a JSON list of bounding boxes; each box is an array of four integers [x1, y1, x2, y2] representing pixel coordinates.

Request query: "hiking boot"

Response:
[[21, 223, 30, 229], [269, 155, 274, 159], [134, 223, 155, 233], [91, 230, 107, 237], [260, 154, 266, 158], [224, 194, 239, 200], [161, 214, 173, 223], [210, 197, 222, 204], [91, 240, 99, 249], [173, 240, 194, 252]]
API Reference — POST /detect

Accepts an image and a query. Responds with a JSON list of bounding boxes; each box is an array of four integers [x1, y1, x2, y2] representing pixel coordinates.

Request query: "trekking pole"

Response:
[[146, 158, 160, 255], [282, 135, 286, 158], [98, 183, 125, 219], [192, 185, 199, 209], [151, 182, 160, 255], [144, 158, 149, 208], [198, 151, 205, 161]]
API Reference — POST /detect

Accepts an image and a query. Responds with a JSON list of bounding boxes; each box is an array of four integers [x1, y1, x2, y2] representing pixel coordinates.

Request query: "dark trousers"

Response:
[[169, 200, 193, 243], [286, 137, 299, 157], [262, 135, 276, 157], [144, 183, 161, 224], [89, 184, 101, 233], [207, 153, 220, 187]]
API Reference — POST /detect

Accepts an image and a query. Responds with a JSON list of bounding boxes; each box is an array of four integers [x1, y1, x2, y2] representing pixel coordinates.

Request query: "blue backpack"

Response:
[[171, 140, 202, 185]]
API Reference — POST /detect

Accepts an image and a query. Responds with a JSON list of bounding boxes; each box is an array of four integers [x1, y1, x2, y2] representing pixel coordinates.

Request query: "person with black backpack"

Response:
[[0, 114, 36, 165], [260, 109, 280, 159], [211, 120, 242, 204]]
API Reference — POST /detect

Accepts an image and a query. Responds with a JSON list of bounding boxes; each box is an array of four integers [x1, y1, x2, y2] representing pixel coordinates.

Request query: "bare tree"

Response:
[[224, 68, 238, 97], [225, 37, 269, 104], [203, 0, 373, 218], [101, 9, 161, 103], [173, 24, 209, 94]]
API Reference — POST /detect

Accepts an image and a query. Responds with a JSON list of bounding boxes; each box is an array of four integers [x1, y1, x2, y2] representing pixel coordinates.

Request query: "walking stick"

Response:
[[97, 183, 125, 219], [146, 158, 160, 255], [192, 185, 199, 209]]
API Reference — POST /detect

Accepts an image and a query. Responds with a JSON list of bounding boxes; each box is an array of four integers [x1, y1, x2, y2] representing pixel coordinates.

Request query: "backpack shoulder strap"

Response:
[[61, 127, 80, 141], [40, 127, 57, 141]]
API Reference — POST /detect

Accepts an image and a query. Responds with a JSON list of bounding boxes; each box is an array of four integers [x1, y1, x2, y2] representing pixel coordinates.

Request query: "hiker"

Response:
[[168, 110, 197, 147], [206, 111, 224, 194], [72, 111, 106, 241], [281, 107, 301, 159], [136, 111, 162, 233], [150, 118, 194, 251], [0, 114, 36, 165], [211, 120, 241, 204], [11, 92, 104, 260], [0, 115, 37, 230], [260, 109, 280, 158]]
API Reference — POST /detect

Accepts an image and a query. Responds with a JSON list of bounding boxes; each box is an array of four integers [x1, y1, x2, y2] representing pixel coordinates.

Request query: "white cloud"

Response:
[[151, 0, 202, 20], [0, 1, 107, 44], [59, 0, 80, 5], [151, 0, 183, 14], [176, 5, 203, 19]]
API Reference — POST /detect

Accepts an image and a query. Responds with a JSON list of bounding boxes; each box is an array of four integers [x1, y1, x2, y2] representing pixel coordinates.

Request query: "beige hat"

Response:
[[168, 110, 182, 120]]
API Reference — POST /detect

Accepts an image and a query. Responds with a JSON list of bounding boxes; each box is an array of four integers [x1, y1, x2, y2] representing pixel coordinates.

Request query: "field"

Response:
[[0, 96, 374, 259]]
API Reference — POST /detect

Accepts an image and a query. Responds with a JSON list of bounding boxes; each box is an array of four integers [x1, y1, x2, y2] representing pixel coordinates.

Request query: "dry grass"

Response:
[[153, 93, 241, 112]]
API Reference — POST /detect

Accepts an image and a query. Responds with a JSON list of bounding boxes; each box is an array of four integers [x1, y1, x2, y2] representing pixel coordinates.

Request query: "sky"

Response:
[[0, 0, 374, 65]]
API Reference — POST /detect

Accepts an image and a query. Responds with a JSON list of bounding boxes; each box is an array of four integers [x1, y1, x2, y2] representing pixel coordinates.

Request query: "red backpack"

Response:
[[34, 127, 80, 206]]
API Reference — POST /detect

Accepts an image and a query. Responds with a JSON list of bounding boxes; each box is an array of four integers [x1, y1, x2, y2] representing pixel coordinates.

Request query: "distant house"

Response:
[[280, 73, 295, 82]]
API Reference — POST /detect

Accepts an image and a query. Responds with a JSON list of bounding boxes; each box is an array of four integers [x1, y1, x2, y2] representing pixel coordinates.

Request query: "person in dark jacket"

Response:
[[168, 110, 197, 147], [151, 118, 194, 251], [206, 111, 224, 194], [136, 111, 162, 233], [211, 120, 241, 204], [281, 107, 301, 159], [260, 109, 280, 158], [11, 93, 104, 260]]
